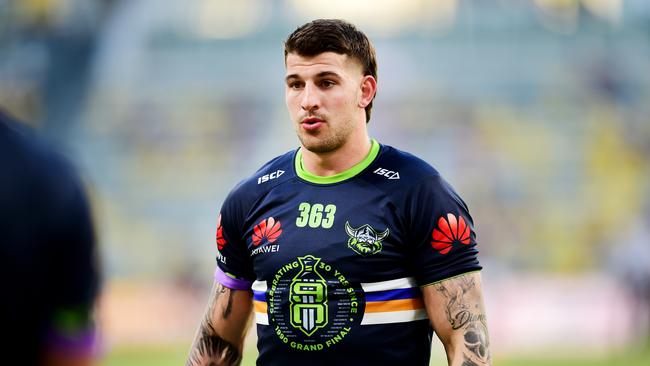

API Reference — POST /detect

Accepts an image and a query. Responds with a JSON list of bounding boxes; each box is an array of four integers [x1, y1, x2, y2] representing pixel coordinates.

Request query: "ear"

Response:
[[358, 75, 377, 108]]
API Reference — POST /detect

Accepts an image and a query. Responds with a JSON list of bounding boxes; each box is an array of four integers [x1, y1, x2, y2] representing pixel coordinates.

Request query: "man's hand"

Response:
[[186, 281, 253, 366], [422, 272, 491, 366]]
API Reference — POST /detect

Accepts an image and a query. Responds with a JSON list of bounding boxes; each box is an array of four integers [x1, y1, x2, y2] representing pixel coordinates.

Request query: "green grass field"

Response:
[[103, 344, 650, 366]]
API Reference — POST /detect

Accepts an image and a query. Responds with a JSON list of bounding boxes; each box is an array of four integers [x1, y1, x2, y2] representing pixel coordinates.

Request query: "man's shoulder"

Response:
[[372, 143, 442, 184], [226, 149, 296, 203], [373, 143, 469, 212]]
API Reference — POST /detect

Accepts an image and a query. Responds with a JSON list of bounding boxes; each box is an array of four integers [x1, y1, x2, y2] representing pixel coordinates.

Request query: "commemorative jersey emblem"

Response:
[[431, 213, 471, 254], [344, 221, 389, 256], [289, 256, 328, 336], [268, 255, 363, 351]]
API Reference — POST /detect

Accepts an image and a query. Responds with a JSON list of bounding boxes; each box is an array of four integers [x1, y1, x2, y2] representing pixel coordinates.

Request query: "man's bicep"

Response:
[[203, 281, 253, 344], [187, 281, 253, 366], [421, 271, 491, 366]]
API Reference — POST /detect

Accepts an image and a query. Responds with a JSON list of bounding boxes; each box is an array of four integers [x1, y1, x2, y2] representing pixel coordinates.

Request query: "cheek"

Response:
[[285, 93, 298, 110], [330, 90, 355, 110], [286, 95, 304, 122], [342, 91, 358, 110]]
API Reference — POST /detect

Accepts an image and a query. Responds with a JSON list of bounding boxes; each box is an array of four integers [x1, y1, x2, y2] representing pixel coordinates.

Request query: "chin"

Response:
[[300, 136, 345, 154], [304, 144, 336, 154]]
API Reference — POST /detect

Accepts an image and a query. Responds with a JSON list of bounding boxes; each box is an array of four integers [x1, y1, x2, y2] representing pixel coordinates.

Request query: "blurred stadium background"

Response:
[[1, 0, 649, 364]]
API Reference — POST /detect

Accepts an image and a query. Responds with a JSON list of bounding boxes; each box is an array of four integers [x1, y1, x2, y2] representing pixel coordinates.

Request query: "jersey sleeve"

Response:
[[406, 175, 482, 286], [214, 189, 255, 290], [45, 158, 99, 355]]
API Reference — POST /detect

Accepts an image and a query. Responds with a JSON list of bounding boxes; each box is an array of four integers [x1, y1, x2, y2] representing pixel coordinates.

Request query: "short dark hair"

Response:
[[284, 19, 378, 123]]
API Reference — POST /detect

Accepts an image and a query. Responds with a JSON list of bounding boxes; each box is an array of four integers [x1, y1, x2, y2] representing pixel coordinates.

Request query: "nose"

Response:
[[301, 83, 320, 112]]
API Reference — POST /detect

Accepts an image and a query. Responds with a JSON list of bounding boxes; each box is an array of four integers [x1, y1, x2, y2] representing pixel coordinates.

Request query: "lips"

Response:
[[300, 117, 325, 131]]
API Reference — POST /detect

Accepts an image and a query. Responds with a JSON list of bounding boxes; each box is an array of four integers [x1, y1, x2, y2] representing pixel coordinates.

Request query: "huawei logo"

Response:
[[216, 214, 226, 250], [252, 217, 283, 246], [431, 213, 471, 254]]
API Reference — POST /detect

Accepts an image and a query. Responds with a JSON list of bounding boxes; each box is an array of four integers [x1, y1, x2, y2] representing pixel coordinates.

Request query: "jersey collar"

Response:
[[294, 139, 380, 184]]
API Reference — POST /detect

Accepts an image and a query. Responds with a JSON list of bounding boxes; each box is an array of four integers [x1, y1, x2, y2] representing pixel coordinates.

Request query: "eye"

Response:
[[320, 80, 335, 88], [287, 81, 304, 90]]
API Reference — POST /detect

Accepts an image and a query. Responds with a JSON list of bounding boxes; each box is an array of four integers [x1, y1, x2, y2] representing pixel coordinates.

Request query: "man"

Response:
[[187, 19, 490, 366], [0, 109, 99, 365]]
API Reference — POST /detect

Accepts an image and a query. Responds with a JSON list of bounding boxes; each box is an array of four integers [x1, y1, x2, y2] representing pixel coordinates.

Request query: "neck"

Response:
[[301, 132, 372, 177]]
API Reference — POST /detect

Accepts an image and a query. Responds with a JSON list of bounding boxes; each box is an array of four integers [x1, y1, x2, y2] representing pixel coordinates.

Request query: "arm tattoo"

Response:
[[187, 284, 242, 366], [223, 286, 234, 319], [462, 359, 480, 366], [435, 275, 491, 365], [187, 335, 241, 366], [435, 275, 477, 330]]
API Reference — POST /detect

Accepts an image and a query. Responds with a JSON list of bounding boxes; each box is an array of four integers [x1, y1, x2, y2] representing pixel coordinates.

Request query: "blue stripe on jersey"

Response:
[[253, 290, 266, 302], [364, 287, 420, 302], [254, 287, 420, 302]]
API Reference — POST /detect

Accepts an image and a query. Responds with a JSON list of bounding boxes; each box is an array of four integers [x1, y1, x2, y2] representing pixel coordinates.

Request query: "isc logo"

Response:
[[257, 170, 285, 184], [373, 167, 400, 180]]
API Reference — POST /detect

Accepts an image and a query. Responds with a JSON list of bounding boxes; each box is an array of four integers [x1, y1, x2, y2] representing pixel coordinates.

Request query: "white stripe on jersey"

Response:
[[360, 277, 417, 292], [361, 309, 428, 325]]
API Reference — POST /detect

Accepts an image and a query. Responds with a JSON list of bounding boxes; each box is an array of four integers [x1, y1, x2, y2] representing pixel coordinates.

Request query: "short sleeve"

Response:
[[214, 190, 255, 290], [49, 170, 98, 306], [406, 175, 481, 286], [45, 158, 99, 354]]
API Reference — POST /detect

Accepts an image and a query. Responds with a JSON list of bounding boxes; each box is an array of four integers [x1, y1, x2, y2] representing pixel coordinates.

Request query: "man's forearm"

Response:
[[186, 284, 244, 366], [429, 273, 491, 366], [187, 332, 241, 366]]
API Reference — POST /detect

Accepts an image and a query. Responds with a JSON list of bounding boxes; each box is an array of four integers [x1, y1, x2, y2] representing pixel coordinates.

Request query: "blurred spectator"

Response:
[[0, 108, 100, 365]]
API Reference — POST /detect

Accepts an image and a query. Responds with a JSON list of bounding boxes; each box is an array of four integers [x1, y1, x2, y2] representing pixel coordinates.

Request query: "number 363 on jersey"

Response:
[[295, 203, 336, 229]]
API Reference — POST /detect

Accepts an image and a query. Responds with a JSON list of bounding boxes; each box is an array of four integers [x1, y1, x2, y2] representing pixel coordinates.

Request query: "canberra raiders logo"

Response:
[[345, 221, 389, 256]]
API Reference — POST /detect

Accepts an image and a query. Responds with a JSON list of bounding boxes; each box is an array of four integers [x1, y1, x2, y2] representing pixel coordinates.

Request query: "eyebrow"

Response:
[[285, 71, 342, 83]]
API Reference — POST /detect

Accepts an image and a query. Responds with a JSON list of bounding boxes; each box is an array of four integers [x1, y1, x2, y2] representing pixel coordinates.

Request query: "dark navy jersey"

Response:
[[0, 110, 98, 364], [215, 139, 481, 366]]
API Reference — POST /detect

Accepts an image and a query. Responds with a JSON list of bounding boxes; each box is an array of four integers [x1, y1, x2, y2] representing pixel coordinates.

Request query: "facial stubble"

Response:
[[296, 118, 356, 154]]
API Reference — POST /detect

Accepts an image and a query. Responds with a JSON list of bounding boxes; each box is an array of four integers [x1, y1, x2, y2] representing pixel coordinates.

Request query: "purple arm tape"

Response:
[[214, 266, 253, 290]]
